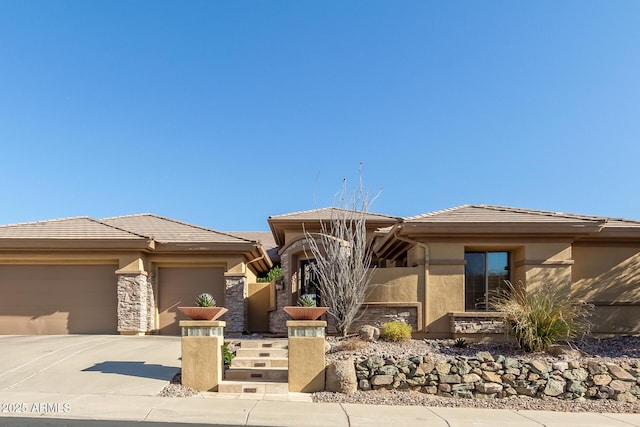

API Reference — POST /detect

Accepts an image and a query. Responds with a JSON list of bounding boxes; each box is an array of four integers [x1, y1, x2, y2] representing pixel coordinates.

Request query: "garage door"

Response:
[[0, 265, 118, 334], [158, 267, 225, 335]]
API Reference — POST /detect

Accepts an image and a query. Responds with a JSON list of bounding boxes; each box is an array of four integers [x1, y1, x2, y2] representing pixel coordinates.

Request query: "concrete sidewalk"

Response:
[[0, 391, 639, 427]]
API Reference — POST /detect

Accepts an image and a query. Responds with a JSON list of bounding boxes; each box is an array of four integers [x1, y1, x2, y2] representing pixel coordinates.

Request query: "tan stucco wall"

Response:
[[367, 267, 421, 303], [248, 282, 271, 332], [417, 241, 574, 338], [572, 244, 640, 334]]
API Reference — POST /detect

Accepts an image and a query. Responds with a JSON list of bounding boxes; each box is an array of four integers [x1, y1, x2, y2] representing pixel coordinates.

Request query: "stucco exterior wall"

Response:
[[367, 267, 421, 302], [418, 241, 574, 338], [572, 244, 640, 334]]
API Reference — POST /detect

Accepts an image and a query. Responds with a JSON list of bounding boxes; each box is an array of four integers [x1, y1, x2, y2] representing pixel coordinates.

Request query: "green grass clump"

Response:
[[380, 321, 412, 342], [490, 280, 593, 352]]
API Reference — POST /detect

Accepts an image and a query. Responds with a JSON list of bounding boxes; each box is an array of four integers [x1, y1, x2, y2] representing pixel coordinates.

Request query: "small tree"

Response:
[[304, 171, 379, 336]]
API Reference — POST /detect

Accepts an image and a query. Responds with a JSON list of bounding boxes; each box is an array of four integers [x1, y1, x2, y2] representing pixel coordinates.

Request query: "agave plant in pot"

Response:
[[178, 293, 228, 321], [283, 294, 328, 320]]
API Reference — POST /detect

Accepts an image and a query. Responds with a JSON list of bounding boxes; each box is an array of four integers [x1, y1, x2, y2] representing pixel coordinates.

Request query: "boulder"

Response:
[[359, 325, 380, 342], [325, 358, 358, 394], [607, 364, 635, 381], [370, 375, 394, 386], [544, 376, 566, 396], [476, 382, 503, 394]]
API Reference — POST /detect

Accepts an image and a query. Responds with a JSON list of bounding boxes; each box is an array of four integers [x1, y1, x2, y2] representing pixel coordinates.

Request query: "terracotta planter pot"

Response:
[[283, 306, 328, 321], [178, 306, 228, 321]]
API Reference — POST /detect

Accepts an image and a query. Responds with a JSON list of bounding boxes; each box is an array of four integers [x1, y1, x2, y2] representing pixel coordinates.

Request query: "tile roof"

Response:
[[100, 214, 254, 244], [269, 207, 399, 222], [0, 217, 145, 239], [405, 205, 607, 224], [228, 231, 277, 251]]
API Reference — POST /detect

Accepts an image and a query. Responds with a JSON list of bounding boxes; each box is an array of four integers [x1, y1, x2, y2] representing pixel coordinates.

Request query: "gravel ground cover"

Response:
[[314, 335, 640, 413], [159, 335, 640, 413]]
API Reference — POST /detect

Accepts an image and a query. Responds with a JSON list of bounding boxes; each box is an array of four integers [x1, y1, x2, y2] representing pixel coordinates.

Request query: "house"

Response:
[[0, 214, 271, 335], [268, 205, 640, 338], [0, 205, 638, 338]]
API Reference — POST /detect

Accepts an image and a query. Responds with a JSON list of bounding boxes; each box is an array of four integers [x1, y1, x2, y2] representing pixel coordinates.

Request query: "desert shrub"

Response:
[[454, 338, 468, 348], [222, 342, 234, 366], [256, 266, 282, 283], [490, 281, 593, 352], [380, 321, 412, 342]]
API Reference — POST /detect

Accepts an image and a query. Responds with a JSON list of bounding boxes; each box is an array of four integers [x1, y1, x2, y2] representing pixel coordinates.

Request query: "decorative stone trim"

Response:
[[117, 273, 148, 334], [180, 320, 226, 337], [224, 273, 247, 333], [449, 312, 506, 334], [328, 303, 421, 335]]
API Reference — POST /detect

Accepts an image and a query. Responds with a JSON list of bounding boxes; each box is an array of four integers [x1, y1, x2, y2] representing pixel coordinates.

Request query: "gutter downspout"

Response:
[[392, 225, 431, 334]]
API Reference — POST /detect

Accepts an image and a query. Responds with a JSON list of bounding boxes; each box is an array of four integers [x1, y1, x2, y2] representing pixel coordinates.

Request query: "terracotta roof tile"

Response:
[[405, 205, 606, 224], [0, 217, 144, 239], [100, 214, 253, 244], [269, 207, 399, 222]]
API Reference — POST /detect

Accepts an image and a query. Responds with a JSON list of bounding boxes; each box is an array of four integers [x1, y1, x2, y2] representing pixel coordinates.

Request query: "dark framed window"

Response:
[[464, 251, 510, 311], [299, 259, 321, 306]]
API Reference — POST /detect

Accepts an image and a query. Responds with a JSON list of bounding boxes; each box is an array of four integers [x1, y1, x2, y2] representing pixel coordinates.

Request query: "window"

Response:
[[464, 251, 510, 311], [299, 259, 321, 305]]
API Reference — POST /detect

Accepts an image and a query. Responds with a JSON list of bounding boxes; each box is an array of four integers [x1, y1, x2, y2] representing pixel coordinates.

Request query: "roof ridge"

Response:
[[139, 214, 259, 244], [476, 205, 606, 222], [0, 216, 93, 229], [88, 217, 151, 239], [404, 205, 471, 221], [269, 206, 400, 220], [269, 207, 336, 219]]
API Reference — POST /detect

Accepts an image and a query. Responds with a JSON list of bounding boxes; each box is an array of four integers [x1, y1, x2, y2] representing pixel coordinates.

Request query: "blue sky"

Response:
[[1, 1, 639, 231]]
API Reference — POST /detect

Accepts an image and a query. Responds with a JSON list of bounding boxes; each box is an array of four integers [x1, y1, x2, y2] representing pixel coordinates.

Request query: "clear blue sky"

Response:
[[1, 1, 639, 231]]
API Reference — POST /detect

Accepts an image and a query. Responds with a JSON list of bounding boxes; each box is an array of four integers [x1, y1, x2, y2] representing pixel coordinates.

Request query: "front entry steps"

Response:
[[218, 339, 289, 394]]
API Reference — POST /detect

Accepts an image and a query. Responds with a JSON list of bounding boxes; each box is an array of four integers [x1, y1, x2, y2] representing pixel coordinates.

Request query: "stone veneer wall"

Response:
[[450, 314, 506, 334], [269, 239, 308, 334], [146, 273, 155, 332], [353, 352, 639, 402], [117, 273, 148, 334], [225, 274, 247, 333], [268, 276, 289, 334], [328, 305, 419, 335]]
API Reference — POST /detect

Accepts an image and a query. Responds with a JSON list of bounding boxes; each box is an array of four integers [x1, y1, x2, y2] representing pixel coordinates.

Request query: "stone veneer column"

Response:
[[269, 239, 307, 334], [224, 273, 247, 334], [146, 273, 156, 332], [117, 273, 149, 335]]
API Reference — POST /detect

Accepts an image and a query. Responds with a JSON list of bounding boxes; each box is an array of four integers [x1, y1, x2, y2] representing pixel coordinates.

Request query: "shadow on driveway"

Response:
[[82, 361, 178, 381]]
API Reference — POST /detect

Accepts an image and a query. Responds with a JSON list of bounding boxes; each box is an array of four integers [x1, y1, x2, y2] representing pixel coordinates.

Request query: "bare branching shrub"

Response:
[[305, 170, 379, 336], [490, 280, 593, 352]]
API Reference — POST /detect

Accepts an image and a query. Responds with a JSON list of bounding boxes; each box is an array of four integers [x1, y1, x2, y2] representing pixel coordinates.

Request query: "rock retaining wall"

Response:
[[354, 352, 639, 402]]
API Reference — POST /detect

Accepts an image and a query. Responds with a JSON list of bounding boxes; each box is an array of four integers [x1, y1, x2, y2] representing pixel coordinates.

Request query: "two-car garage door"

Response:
[[0, 265, 118, 334]]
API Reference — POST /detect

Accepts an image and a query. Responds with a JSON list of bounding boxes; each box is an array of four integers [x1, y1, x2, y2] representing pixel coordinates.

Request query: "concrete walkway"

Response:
[[0, 336, 638, 426], [0, 390, 639, 426]]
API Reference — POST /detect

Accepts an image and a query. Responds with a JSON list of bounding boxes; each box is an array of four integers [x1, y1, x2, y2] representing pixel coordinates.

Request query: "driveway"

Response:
[[0, 335, 181, 396]]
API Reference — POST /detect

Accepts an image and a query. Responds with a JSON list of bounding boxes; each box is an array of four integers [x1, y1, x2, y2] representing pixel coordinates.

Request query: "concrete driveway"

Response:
[[0, 335, 181, 396]]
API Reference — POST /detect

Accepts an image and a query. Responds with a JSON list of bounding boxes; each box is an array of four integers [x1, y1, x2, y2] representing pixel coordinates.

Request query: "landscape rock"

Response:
[[325, 358, 358, 394], [359, 325, 380, 342]]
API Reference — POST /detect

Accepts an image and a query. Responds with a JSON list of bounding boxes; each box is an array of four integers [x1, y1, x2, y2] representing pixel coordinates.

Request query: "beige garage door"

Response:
[[0, 265, 118, 334], [157, 267, 225, 335]]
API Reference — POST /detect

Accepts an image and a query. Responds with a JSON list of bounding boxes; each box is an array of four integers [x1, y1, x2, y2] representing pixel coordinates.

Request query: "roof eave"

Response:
[[0, 238, 155, 250]]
